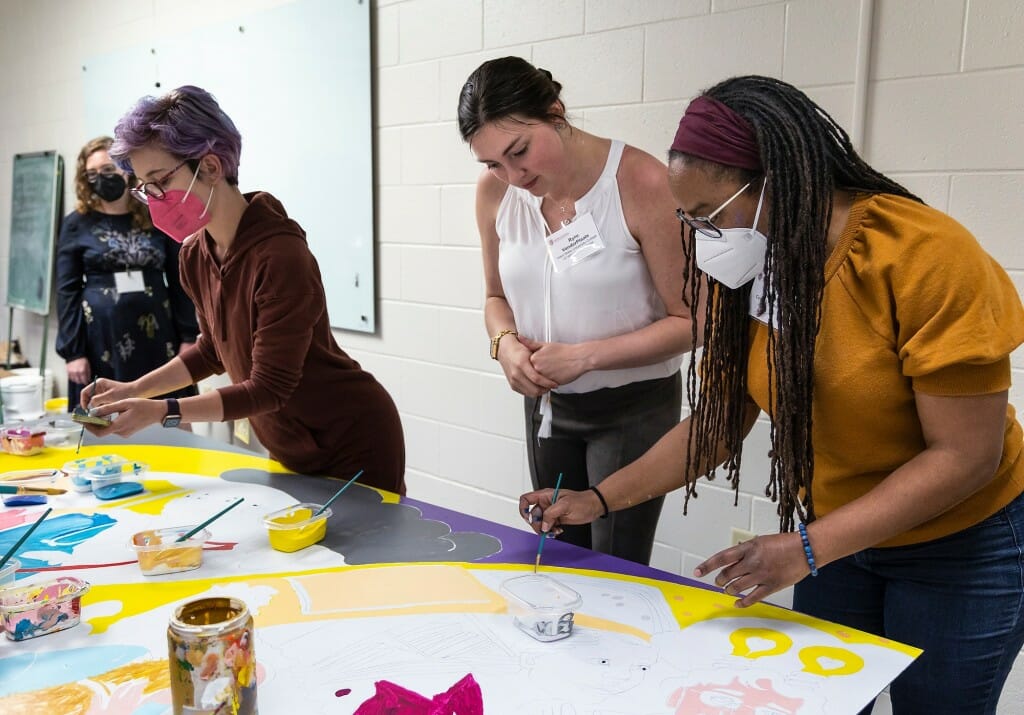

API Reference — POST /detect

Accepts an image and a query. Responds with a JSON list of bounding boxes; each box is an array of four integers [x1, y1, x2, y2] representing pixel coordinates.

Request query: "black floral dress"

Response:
[[55, 210, 199, 408]]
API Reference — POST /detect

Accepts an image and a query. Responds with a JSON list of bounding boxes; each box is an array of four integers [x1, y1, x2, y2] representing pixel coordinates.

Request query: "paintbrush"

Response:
[[76, 377, 98, 455], [314, 469, 364, 517], [175, 498, 245, 542], [0, 469, 59, 482], [0, 507, 52, 570], [0, 485, 67, 495], [534, 471, 564, 573]]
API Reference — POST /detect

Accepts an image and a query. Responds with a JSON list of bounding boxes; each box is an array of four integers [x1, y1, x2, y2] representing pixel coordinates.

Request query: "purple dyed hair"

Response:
[[110, 85, 242, 185]]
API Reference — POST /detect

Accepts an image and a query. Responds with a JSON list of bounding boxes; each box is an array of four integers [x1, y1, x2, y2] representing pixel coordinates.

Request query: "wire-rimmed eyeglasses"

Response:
[[675, 181, 752, 239], [129, 159, 191, 204]]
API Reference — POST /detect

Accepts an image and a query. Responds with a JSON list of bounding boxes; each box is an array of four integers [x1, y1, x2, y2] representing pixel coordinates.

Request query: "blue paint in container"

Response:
[[94, 481, 144, 501]]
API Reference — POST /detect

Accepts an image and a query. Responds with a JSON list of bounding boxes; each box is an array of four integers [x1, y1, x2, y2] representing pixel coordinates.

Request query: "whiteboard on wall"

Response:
[[82, 0, 375, 332]]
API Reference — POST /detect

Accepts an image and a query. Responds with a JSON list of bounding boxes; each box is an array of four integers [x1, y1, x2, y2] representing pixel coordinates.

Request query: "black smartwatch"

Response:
[[161, 398, 182, 428]]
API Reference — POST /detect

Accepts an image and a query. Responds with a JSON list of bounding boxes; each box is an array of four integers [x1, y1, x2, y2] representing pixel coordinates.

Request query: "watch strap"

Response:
[[161, 398, 182, 427]]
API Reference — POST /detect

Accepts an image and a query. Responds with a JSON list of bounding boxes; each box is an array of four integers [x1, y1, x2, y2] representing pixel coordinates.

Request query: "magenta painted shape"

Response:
[[353, 673, 482, 715]]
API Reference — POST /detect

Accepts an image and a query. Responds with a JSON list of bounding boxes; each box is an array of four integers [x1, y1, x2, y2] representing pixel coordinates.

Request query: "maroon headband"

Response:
[[671, 95, 762, 171]]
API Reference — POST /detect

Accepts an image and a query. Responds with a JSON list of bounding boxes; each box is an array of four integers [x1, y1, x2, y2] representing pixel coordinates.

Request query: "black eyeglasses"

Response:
[[676, 182, 752, 239], [85, 164, 119, 182], [129, 159, 191, 204]]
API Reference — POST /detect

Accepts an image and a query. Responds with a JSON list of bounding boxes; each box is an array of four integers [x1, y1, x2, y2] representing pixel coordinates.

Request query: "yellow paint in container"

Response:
[[262, 503, 332, 553]]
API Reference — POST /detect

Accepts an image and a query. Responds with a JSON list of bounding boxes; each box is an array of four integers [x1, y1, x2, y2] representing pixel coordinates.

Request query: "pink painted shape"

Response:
[[354, 673, 483, 715], [0, 508, 30, 530], [667, 677, 804, 714]]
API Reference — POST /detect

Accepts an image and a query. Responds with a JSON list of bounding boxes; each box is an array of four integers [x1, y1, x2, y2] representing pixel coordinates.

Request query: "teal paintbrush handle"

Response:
[[0, 507, 52, 569], [176, 498, 244, 542], [534, 472, 564, 568], [314, 469, 364, 516]]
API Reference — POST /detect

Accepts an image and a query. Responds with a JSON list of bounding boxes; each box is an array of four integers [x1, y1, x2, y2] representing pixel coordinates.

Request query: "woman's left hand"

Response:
[[519, 337, 591, 386], [694, 532, 812, 608], [88, 398, 167, 438]]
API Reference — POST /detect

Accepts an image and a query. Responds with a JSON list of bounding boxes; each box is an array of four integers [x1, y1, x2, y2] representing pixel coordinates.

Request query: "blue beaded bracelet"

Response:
[[797, 523, 818, 577]]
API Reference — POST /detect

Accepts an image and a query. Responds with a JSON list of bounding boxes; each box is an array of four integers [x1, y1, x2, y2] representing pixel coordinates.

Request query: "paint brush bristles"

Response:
[[175, 498, 245, 542], [0, 507, 52, 570], [534, 472, 564, 574], [314, 469, 363, 516]]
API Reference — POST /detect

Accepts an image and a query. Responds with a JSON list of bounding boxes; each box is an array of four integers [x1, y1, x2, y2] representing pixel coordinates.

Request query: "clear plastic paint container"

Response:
[[89, 471, 122, 492], [500, 574, 583, 642], [87, 459, 146, 479], [42, 418, 79, 447], [130, 527, 210, 576], [0, 427, 45, 456], [0, 576, 89, 641], [0, 558, 21, 588], [262, 503, 332, 553], [62, 455, 144, 493]]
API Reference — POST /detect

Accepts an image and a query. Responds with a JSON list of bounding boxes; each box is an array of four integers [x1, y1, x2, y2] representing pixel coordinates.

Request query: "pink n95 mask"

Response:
[[148, 167, 214, 243]]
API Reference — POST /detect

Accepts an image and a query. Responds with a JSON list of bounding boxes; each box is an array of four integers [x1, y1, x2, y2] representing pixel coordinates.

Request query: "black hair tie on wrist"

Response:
[[589, 485, 610, 519]]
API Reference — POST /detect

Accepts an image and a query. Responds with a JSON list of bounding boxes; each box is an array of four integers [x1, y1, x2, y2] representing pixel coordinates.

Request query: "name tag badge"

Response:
[[545, 212, 605, 273], [114, 270, 146, 294], [749, 272, 770, 326]]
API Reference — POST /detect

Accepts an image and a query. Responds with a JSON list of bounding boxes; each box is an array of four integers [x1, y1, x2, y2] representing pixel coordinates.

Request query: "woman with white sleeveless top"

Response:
[[458, 57, 696, 564]]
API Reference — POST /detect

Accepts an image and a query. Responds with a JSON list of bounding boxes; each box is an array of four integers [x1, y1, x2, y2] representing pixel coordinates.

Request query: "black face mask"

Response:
[[90, 173, 127, 202]]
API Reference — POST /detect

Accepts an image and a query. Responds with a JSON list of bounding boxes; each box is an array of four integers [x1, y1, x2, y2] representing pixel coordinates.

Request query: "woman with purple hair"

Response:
[[83, 85, 405, 494]]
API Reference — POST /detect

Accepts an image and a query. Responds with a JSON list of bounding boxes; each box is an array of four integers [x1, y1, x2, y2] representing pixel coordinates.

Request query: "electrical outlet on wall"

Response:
[[730, 528, 755, 546]]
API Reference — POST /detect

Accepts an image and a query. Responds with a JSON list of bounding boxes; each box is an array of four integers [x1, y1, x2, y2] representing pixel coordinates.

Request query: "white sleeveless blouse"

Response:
[[496, 140, 682, 396]]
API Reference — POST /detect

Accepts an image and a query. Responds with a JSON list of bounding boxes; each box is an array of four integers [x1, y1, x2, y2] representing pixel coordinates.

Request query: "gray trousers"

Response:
[[525, 371, 682, 565]]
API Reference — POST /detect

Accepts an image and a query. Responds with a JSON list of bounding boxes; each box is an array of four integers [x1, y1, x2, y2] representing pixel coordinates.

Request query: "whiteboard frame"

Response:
[[6, 150, 63, 315], [82, 0, 376, 332]]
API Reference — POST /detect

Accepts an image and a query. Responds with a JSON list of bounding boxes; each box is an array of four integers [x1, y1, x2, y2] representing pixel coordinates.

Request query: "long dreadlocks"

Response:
[[674, 76, 921, 532]]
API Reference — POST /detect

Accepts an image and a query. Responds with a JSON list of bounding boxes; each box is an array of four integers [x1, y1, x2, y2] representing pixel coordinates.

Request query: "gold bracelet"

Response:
[[489, 329, 517, 360]]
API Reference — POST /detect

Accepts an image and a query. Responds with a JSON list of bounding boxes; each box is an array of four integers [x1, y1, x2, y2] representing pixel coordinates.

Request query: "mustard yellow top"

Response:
[[747, 193, 1024, 547]]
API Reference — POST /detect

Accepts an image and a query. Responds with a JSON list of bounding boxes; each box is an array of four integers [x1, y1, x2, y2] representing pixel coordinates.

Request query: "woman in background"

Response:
[[56, 136, 198, 408], [459, 57, 694, 565]]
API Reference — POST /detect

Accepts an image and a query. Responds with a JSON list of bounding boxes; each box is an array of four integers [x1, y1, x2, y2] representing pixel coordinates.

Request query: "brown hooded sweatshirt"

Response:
[[177, 192, 405, 494]]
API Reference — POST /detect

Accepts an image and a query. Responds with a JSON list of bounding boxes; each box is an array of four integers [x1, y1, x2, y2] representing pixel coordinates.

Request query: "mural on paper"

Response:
[[0, 444, 919, 714]]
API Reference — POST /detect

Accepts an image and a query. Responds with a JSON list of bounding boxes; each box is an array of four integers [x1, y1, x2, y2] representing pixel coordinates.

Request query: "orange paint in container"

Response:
[[0, 428, 45, 456], [130, 527, 210, 576]]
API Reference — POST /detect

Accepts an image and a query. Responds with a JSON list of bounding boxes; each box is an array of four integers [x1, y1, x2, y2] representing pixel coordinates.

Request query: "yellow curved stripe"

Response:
[[463, 564, 921, 658]]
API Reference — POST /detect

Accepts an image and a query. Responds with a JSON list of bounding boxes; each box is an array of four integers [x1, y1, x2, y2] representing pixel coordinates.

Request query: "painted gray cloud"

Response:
[[219, 468, 501, 564]]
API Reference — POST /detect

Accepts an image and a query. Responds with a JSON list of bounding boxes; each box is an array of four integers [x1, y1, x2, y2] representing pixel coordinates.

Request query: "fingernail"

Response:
[[693, 568, 703, 577], [541, 522, 550, 532]]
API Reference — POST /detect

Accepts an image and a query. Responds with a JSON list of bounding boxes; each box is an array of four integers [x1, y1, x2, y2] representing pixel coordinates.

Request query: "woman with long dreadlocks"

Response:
[[520, 75, 1024, 713]]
